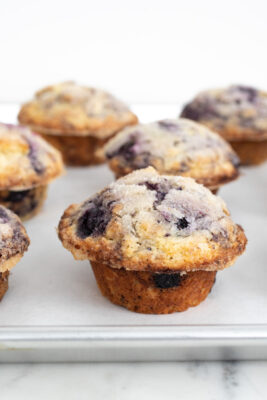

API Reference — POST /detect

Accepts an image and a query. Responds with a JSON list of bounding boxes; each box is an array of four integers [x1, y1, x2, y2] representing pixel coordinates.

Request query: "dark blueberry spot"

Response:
[[77, 198, 113, 239], [110, 140, 135, 161], [176, 217, 189, 230], [5, 190, 30, 203], [155, 190, 167, 203], [153, 273, 181, 289], [107, 200, 116, 207], [139, 180, 171, 204], [233, 85, 258, 103], [181, 102, 219, 122], [106, 133, 140, 161], [27, 140, 44, 175], [181, 104, 203, 121], [145, 183, 166, 202], [142, 182, 159, 191], [0, 207, 9, 223], [0, 188, 41, 218], [158, 120, 179, 131]]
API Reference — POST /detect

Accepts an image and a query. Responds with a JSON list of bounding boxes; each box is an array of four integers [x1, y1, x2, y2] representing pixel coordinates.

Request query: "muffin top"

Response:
[[181, 85, 267, 141], [18, 81, 138, 138], [58, 167, 246, 272], [104, 118, 239, 188], [0, 123, 64, 190], [0, 206, 30, 273]]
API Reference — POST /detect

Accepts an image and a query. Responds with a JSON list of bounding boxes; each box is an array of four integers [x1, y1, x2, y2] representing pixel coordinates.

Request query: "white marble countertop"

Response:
[[0, 362, 266, 399]]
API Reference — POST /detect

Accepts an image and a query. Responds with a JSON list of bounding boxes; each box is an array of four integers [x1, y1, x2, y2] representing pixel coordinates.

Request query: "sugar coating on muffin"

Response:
[[0, 123, 64, 190], [18, 81, 138, 138], [180, 85, 267, 141], [58, 167, 246, 272], [180, 85, 267, 165], [0, 205, 30, 273], [181, 85, 267, 141], [104, 118, 239, 187]]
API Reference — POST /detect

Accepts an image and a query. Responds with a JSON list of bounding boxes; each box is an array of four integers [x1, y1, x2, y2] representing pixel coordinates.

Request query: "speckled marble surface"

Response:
[[0, 362, 267, 399]]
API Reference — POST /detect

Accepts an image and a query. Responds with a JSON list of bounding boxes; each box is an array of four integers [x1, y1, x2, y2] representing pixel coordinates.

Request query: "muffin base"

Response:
[[0, 185, 47, 220], [229, 140, 267, 166], [91, 261, 217, 314], [39, 132, 112, 166], [0, 271, 9, 301]]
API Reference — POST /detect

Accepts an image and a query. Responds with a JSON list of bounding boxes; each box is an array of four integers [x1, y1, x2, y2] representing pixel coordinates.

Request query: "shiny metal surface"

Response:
[[1, 325, 267, 362]]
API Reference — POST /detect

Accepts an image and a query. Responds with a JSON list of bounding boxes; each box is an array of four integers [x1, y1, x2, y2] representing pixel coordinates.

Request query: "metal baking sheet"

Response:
[[0, 103, 266, 362]]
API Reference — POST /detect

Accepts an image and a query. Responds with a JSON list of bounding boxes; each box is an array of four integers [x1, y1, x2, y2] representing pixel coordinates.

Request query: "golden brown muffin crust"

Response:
[[18, 81, 138, 138], [58, 167, 247, 273], [104, 118, 240, 189]]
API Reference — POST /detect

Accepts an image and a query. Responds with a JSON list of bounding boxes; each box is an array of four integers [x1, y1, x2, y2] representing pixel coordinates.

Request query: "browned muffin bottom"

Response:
[[39, 132, 112, 166], [0, 185, 47, 221], [229, 140, 267, 165], [0, 271, 9, 301], [91, 262, 216, 314]]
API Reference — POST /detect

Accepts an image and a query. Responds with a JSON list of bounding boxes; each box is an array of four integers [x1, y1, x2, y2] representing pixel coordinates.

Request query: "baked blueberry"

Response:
[[153, 273, 181, 289], [180, 85, 267, 165], [104, 118, 240, 193], [77, 197, 113, 239], [58, 167, 247, 314]]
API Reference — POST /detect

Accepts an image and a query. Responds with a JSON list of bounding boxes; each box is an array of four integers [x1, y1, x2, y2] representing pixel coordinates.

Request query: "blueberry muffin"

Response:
[[180, 85, 267, 165], [58, 167, 247, 314], [0, 123, 64, 220], [104, 118, 239, 194], [18, 81, 138, 166], [0, 206, 30, 300]]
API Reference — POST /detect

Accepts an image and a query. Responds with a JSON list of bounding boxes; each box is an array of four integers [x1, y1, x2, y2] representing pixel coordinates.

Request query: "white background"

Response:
[[1, 0, 267, 103]]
